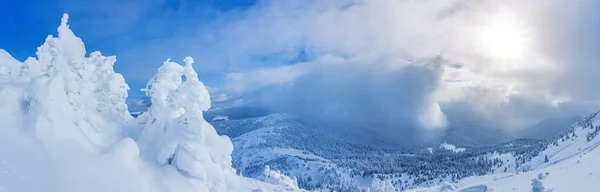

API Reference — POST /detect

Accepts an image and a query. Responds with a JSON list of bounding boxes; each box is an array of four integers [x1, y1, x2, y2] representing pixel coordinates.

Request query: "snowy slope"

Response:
[[521, 112, 600, 171], [408, 141, 600, 192], [409, 112, 600, 192]]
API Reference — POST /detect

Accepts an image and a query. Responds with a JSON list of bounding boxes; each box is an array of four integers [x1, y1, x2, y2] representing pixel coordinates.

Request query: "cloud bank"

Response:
[[197, 0, 600, 144]]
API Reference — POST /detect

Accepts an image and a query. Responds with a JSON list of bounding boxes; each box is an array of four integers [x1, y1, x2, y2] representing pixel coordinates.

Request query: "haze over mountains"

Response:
[[130, 100, 579, 148]]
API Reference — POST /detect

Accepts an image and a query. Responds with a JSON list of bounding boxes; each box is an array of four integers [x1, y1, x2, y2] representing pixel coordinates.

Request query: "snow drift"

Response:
[[0, 13, 291, 192]]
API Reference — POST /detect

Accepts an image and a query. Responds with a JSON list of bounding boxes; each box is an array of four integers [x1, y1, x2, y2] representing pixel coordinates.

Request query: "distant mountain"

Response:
[[516, 116, 582, 140], [204, 106, 272, 121], [438, 107, 515, 147], [440, 123, 514, 147]]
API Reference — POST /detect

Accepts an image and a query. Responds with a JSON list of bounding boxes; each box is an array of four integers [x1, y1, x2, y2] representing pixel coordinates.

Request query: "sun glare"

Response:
[[479, 13, 527, 59]]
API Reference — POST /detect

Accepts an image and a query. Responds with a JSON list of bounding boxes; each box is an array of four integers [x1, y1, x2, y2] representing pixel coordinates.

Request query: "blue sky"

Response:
[[0, 0, 257, 97], [1, 0, 600, 142]]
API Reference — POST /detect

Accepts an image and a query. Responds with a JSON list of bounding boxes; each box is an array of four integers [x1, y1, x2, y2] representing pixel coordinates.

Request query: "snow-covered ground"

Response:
[[409, 113, 600, 192], [409, 142, 600, 192]]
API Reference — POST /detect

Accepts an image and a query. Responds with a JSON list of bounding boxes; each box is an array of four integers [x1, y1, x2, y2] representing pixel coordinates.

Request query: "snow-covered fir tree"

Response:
[[136, 57, 236, 191]]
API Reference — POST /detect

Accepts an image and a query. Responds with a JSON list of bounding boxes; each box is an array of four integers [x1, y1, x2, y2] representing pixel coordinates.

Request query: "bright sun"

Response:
[[479, 13, 527, 59]]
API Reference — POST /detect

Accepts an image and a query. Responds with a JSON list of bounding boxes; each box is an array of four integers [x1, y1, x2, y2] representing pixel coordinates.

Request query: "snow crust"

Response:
[[0, 13, 285, 192]]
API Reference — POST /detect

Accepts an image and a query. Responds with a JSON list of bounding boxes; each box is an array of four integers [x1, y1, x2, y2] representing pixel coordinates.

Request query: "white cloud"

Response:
[[211, 0, 599, 133], [107, 0, 598, 140]]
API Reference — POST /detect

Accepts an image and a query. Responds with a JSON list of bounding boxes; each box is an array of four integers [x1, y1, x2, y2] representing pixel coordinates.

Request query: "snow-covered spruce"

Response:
[[136, 57, 236, 191], [21, 13, 131, 150]]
